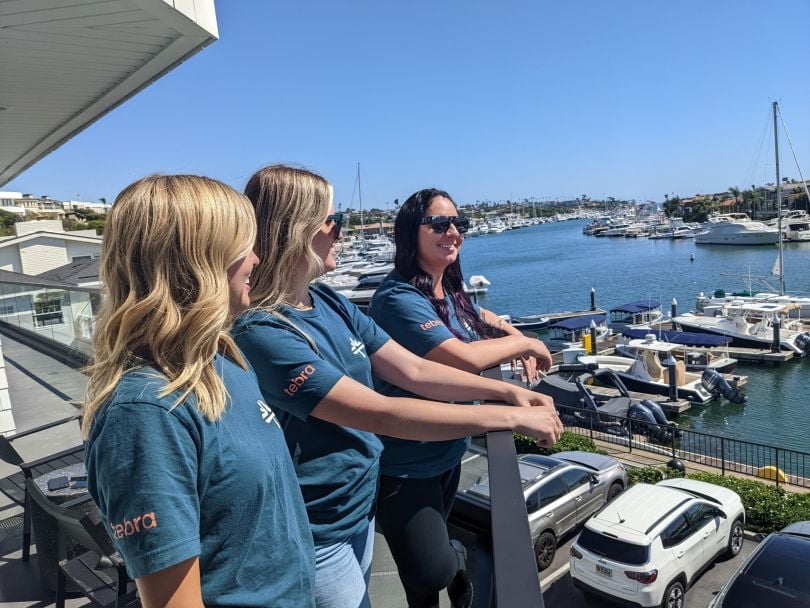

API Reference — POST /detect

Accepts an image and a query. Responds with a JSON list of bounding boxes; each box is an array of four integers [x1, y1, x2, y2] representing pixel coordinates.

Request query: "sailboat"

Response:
[[694, 102, 810, 317]]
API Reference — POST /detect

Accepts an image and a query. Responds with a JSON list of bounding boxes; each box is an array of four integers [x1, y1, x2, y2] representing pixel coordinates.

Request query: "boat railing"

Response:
[[555, 403, 810, 489]]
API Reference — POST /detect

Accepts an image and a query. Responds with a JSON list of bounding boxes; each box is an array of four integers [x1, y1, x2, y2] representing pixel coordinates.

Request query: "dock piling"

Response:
[[590, 287, 596, 311], [772, 317, 781, 353]]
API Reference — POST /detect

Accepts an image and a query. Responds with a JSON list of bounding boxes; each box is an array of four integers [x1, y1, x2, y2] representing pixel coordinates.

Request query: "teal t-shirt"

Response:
[[85, 354, 315, 607], [231, 283, 390, 545], [368, 270, 481, 478]]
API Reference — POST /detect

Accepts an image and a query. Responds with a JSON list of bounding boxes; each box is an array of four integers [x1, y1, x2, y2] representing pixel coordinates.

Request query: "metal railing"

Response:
[[557, 404, 810, 489], [449, 367, 544, 607]]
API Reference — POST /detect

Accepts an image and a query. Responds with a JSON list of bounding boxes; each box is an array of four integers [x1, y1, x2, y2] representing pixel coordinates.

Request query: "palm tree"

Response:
[[728, 186, 740, 212]]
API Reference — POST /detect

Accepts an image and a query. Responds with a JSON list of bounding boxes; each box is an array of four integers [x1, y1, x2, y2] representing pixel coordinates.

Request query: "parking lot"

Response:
[[539, 531, 756, 607]]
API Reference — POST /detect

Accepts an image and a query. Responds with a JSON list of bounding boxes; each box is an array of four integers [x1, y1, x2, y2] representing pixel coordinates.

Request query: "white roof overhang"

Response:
[[0, 0, 218, 186]]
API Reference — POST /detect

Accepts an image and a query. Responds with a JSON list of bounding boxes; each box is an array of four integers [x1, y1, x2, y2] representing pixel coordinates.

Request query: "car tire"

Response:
[[725, 517, 744, 557], [660, 580, 684, 608], [606, 481, 623, 502], [534, 531, 556, 571]]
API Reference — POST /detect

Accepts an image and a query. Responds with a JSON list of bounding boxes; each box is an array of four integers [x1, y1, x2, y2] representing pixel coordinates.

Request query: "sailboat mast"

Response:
[[773, 101, 785, 295], [357, 162, 365, 249]]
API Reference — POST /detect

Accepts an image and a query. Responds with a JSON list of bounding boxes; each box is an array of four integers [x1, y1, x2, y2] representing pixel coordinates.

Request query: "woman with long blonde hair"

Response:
[[233, 164, 563, 608], [84, 175, 315, 607]]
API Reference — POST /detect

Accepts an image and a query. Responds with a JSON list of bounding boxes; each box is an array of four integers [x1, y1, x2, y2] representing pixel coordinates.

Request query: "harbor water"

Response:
[[460, 219, 810, 453]]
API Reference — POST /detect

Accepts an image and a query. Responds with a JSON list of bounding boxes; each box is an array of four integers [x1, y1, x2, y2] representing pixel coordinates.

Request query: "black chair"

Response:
[[24, 478, 138, 608], [0, 413, 84, 561]]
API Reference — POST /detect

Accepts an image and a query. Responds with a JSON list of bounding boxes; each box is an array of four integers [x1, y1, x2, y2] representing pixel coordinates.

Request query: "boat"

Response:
[[694, 213, 779, 246], [616, 329, 737, 374], [608, 299, 662, 328], [509, 313, 551, 332], [577, 341, 745, 404], [673, 301, 810, 355], [464, 274, 491, 296], [546, 313, 611, 352], [784, 218, 810, 242]]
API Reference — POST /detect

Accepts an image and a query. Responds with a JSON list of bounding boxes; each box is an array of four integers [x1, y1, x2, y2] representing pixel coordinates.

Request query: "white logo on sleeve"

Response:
[[258, 400, 281, 427], [350, 337, 367, 358]]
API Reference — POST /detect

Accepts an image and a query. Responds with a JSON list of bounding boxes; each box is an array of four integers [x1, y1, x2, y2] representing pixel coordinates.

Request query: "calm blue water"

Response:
[[459, 220, 810, 452]]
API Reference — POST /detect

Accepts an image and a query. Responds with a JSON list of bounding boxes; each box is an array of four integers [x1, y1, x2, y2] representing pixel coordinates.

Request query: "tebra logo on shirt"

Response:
[[350, 337, 367, 358], [283, 364, 316, 397], [110, 512, 157, 539], [257, 400, 281, 427], [420, 319, 443, 331]]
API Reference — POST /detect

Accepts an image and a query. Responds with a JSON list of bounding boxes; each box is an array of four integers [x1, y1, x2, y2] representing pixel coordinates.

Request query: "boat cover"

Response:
[[621, 328, 731, 346], [610, 300, 661, 313], [548, 314, 606, 330]]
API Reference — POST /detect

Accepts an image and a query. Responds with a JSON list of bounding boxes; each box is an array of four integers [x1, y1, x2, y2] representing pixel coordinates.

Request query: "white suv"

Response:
[[569, 478, 745, 608]]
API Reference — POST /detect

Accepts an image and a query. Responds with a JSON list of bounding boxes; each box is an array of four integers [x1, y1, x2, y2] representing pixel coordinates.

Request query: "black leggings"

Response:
[[376, 465, 463, 608]]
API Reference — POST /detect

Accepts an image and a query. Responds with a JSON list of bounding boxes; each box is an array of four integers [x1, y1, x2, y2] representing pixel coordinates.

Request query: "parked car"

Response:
[[570, 478, 745, 608], [707, 520, 810, 608], [458, 450, 628, 570]]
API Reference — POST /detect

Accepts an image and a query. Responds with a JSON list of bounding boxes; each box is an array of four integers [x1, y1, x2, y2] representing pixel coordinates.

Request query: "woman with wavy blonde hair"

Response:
[[84, 174, 315, 607], [234, 164, 562, 608]]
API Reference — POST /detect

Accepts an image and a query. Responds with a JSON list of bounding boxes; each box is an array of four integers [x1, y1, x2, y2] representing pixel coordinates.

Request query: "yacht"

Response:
[[694, 213, 778, 245], [785, 219, 810, 242], [673, 302, 810, 355]]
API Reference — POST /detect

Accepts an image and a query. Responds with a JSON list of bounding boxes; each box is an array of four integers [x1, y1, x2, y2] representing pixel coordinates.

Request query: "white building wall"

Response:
[[15, 219, 63, 236], [0, 247, 22, 273], [65, 240, 102, 261], [19, 238, 70, 275]]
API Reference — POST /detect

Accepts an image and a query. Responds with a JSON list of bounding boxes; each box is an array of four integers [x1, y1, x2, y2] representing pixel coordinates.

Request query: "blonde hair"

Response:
[[82, 175, 257, 437], [244, 164, 333, 309]]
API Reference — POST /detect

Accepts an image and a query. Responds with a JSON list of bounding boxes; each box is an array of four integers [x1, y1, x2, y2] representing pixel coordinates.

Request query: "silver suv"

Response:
[[459, 450, 628, 570]]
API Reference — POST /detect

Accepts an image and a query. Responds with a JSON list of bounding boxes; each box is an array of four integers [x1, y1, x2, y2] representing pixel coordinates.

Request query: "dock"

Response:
[[725, 346, 794, 363]]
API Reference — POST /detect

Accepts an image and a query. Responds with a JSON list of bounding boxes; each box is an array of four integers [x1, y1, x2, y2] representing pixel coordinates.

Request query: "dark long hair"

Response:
[[394, 189, 491, 340]]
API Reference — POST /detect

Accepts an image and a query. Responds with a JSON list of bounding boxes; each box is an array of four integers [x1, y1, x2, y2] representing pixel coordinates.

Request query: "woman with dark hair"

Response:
[[368, 188, 552, 608]]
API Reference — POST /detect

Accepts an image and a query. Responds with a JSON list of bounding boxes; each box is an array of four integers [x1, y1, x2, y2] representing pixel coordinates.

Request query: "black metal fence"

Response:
[[557, 404, 810, 489]]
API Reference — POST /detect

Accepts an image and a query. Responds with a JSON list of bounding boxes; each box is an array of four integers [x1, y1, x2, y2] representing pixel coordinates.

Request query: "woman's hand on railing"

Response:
[[511, 405, 563, 448]]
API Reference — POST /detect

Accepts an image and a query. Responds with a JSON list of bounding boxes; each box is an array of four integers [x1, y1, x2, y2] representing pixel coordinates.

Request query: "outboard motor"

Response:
[[639, 399, 668, 425], [796, 332, 810, 356], [638, 399, 683, 439], [701, 369, 746, 404]]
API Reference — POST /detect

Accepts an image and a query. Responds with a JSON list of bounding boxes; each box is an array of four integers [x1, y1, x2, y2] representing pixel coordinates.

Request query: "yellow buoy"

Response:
[[756, 465, 787, 482]]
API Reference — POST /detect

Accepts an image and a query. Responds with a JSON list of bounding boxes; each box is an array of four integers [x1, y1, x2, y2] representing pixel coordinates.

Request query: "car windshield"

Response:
[[721, 535, 810, 608], [578, 527, 649, 565]]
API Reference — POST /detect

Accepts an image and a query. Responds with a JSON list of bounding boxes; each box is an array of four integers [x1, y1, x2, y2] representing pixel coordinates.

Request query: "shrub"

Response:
[[627, 465, 667, 485], [513, 431, 607, 456]]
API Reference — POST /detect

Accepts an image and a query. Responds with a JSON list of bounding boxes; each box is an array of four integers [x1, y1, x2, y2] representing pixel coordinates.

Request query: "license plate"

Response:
[[596, 564, 612, 578]]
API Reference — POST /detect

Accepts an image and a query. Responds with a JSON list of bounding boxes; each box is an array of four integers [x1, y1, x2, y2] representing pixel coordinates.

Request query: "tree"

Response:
[[0, 209, 20, 232], [728, 186, 741, 212], [663, 195, 681, 218]]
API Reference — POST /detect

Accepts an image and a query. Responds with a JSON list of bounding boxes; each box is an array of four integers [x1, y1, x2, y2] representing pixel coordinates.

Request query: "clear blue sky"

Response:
[[6, 0, 810, 208]]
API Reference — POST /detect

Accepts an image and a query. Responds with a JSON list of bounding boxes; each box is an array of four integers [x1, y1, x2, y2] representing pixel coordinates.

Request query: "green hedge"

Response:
[[625, 466, 810, 533], [513, 431, 607, 456]]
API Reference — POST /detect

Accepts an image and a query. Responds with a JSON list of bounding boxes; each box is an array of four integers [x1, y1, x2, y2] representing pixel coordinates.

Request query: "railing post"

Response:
[[721, 438, 725, 477], [775, 447, 780, 489]]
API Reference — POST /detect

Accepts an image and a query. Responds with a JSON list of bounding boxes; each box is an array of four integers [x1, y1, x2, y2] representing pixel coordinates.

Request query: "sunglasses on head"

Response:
[[420, 215, 470, 235], [325, 213, 343, 238]]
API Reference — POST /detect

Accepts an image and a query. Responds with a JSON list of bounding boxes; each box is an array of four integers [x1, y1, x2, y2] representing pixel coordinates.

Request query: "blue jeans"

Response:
[[314, 519, 374, 608]]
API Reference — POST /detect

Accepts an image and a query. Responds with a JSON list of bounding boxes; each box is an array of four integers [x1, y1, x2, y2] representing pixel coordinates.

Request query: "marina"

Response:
[[458, 217, 810, 453]]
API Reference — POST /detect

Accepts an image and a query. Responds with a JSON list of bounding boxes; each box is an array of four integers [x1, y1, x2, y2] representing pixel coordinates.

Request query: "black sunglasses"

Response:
[[420, 215, 470, 235], [325, 213, 344, 238]]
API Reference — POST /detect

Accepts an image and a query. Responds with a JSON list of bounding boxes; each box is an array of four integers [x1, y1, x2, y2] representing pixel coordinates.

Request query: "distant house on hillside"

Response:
[[0, 219, 101, 276]]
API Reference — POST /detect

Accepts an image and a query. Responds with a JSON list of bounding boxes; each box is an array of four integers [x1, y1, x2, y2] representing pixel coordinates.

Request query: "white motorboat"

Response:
[[694, 213, 778, 245], [616, 331, 737, 374], [785, 219, 810, 242], [674, 302, 810, 355], [697, 290, 810, 318], [578, 340, 744, 404]]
